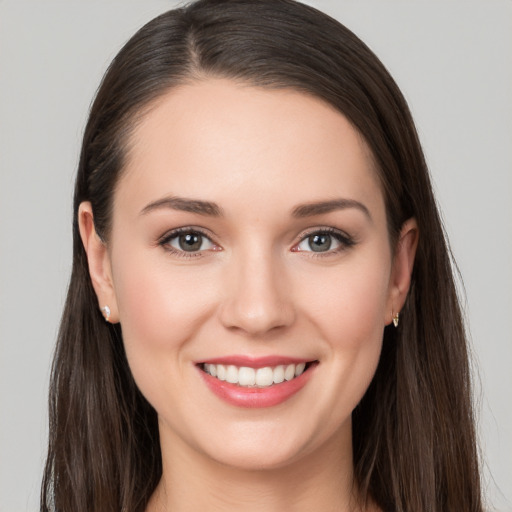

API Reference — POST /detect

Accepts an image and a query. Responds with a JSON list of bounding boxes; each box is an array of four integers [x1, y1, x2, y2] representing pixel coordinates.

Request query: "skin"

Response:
[[79, 79, 418, 511]]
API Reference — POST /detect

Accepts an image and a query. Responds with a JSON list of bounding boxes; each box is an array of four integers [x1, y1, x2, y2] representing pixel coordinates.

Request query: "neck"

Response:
[[147, 420, 369, 512]]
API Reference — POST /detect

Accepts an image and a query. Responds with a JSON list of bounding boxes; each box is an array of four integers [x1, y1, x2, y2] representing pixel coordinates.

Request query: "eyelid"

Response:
[[157, 225, 216, 243]]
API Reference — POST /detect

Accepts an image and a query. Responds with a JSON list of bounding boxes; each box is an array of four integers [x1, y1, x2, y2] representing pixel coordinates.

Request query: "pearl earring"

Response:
[[100, 305, 111, 322], [392, 311, 400, 328]]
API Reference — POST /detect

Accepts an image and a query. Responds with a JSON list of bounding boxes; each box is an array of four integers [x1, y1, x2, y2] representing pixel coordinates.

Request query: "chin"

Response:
[[194, 417, 343, 473], [204, 441, 310, 472]]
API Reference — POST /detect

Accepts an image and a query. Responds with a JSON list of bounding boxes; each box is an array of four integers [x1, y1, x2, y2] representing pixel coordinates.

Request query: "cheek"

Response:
[[296, 251, 390, 405], [322, 271, 387, 389], [298, 254, 391, 348], [307, 254, 391, 409], [109, 248, 218, 384]]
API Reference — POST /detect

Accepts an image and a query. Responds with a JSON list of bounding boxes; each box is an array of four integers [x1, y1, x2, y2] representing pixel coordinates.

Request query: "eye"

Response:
[[159, 229, 217, 255], [293, 229, 354, 254], [171, 232, 213, 252]]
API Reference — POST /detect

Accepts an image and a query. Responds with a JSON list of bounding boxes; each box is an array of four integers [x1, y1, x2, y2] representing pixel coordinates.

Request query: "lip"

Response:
[[196, 358, 318, 408]]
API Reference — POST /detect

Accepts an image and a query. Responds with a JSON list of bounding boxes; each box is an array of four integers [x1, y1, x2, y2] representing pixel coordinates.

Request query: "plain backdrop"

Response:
[[0, 1, 511, 510]]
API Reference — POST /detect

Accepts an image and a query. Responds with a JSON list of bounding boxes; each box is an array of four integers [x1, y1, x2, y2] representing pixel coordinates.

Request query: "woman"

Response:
[[41, 0, 483, 510]]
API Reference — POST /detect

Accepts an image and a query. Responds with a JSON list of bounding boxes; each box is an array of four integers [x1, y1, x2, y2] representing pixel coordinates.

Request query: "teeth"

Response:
[[255, 367, 274, 387], [226, 365, 238, 384], [216, 364, 226, 381], [203, 362, 308, 388], [238, 367, 256, 386], [273, 365, 285, 384], [284, 364, 295, 381], [295, 362, 306, 376]]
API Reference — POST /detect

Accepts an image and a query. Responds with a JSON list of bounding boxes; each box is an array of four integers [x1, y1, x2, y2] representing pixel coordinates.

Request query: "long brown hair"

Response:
[[41, 1, 483, 510]]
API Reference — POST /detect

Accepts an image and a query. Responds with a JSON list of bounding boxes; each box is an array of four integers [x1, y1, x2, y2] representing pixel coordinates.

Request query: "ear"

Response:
[[385, 218, 419, 325], [78, 202, 119, 323]]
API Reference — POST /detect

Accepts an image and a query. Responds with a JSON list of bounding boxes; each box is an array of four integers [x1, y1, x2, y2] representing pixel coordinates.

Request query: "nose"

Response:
[[218, 249, 295, 337]]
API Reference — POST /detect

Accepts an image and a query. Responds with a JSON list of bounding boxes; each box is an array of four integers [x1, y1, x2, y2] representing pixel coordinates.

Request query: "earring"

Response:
[[100, 305, 111, 322], [392, 311, 400, 328]]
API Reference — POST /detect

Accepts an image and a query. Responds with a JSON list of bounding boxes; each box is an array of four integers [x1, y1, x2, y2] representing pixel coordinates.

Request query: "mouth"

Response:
[[196, 358, 318, 408], [200, 361, 316, 388]]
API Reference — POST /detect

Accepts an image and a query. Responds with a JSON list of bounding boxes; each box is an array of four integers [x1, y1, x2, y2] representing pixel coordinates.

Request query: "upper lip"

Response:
[[197, 355, 315, 369]]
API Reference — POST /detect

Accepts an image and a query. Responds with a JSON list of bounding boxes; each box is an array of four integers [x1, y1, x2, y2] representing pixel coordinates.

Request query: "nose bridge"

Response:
[[219, 241, 294, 336]]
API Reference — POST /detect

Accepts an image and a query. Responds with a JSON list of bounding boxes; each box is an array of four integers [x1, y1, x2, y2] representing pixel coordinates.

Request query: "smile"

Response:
[[197, 358, 318, 408], [202, 362, 307, 388]]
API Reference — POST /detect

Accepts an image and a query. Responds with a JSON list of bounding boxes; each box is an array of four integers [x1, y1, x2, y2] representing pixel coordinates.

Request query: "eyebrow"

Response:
[[140, 195, 371, 221], [291, 198, 372, 220], [140, 196, 223, 217]]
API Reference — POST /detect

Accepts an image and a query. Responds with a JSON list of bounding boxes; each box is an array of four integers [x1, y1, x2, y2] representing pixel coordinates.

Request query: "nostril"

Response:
[[219, 303, 295, 336]]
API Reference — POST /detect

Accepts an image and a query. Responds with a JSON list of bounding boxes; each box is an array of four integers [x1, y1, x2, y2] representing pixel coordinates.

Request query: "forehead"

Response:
[[117, 79, 384, 221]]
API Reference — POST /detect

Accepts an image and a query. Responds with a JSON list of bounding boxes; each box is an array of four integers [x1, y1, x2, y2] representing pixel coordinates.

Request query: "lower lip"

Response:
[[198, 364, 316, 408]]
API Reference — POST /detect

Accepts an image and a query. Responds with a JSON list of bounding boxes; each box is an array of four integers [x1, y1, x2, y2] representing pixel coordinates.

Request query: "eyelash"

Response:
[[157, 226, 355, 259]]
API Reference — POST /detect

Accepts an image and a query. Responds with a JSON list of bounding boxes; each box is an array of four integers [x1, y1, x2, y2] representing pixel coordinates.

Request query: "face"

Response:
[[82, 79, 414, 471]]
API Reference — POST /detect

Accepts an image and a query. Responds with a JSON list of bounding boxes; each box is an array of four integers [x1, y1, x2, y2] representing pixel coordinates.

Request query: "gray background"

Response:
[[0, 1, 510, 510]]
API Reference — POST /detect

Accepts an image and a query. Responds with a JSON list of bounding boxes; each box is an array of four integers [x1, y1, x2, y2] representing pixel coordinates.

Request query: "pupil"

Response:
[[179, 233, 202, 251], [309, 234, 331, 252]]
